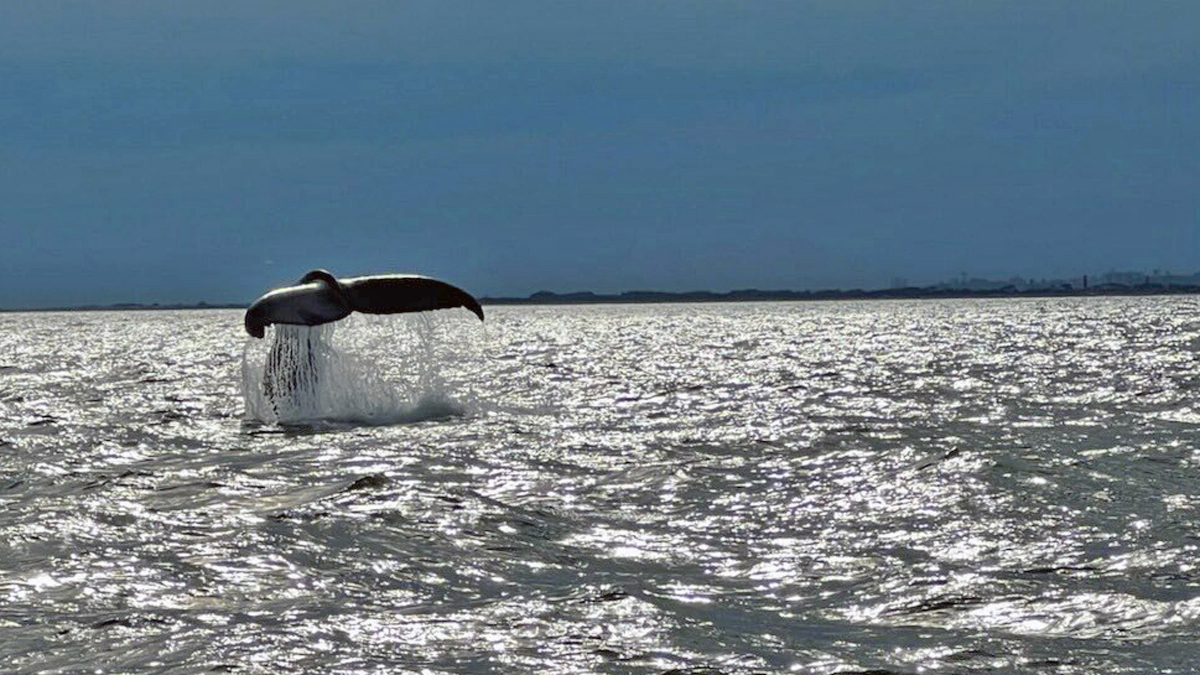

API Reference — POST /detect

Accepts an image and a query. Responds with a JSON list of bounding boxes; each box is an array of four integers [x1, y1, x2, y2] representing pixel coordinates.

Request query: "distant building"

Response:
[[962, 277, 1009, 291], [1101, 271, 1147, 286]]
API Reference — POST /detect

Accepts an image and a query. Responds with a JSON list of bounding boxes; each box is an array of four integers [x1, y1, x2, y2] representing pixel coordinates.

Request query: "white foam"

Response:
[[240, 314, 476, 426]]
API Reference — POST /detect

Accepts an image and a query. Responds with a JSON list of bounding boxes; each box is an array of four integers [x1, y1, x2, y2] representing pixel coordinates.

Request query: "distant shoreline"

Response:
[[3, 284, 1199, 313], [481, 284, 1200, 306]]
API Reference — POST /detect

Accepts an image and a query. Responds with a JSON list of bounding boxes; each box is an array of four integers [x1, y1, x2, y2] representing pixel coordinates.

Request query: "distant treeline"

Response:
[[0, 302, 246, 313], [481, 283, 1200, 305], [6, 283, 1200, 313]]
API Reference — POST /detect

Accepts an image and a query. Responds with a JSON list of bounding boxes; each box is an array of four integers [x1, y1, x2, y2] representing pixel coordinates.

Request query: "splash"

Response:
[[240, 314, 472, 426]]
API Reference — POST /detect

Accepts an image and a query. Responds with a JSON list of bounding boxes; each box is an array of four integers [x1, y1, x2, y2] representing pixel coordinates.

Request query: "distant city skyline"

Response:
[[925, 268, 1200, 293], [0, 4, 1196, 309]]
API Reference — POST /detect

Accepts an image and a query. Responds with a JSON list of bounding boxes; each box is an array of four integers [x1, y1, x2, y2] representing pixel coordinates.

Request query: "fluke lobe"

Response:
[[244, 269, 484, 337]]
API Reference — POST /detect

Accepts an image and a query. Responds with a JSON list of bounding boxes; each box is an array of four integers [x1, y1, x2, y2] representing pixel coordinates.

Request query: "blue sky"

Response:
[[1, 2, 1196, 307]]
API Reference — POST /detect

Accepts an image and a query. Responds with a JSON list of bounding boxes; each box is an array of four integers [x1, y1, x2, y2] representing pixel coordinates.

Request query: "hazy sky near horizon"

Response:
[[1, 2, 1197, 307]]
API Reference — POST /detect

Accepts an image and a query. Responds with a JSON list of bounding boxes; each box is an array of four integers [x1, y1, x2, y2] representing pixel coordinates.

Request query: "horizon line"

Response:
[[4, 278, 1200, 313]]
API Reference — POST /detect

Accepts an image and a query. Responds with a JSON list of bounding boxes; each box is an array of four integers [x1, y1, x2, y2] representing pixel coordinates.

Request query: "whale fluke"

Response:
[[245, 270, 484, 338], [341, 275, 484, 322]]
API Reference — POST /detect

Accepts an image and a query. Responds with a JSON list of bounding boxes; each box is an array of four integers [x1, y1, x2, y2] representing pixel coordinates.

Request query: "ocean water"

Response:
[[2, 297, 1200, 674]]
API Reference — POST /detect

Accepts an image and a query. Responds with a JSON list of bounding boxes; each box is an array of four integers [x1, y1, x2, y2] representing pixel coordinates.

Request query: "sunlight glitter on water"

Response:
[[1, 297, 1200, 673]]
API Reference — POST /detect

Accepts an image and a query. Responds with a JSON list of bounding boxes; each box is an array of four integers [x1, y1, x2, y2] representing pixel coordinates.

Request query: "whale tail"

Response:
[[342, 275, 484, 322], [245, 271, 483, 338]]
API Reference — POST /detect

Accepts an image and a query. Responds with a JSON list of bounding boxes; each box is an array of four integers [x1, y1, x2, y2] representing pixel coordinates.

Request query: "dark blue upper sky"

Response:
[[1, 2, 1197, 307]]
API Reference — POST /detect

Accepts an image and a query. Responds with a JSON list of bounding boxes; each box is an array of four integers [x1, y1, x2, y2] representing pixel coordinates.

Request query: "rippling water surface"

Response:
[[3, 297, 1200, 674]]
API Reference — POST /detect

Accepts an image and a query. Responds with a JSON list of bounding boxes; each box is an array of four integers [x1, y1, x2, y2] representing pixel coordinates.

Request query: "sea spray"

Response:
[[240, 313, 475, 425]]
